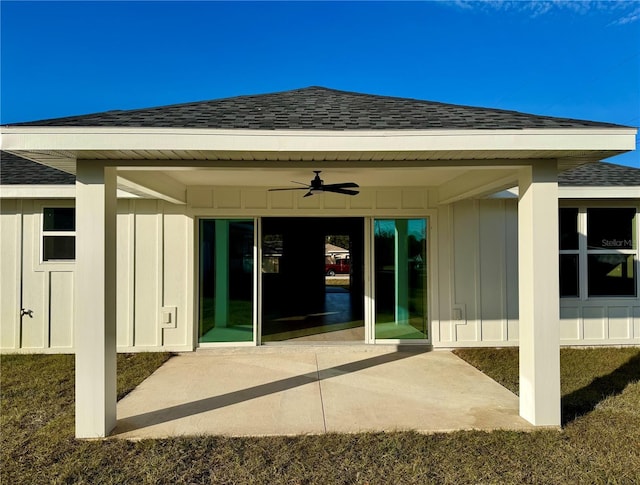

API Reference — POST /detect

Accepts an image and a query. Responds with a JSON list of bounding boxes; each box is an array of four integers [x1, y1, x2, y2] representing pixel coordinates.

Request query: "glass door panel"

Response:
[[374, 218, 427, 340], [261, 217, 364, 342], [199, 219, 254, 343]]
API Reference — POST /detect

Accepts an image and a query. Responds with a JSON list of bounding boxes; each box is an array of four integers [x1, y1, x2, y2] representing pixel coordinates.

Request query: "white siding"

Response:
[[560, 303, 640, 345], [0, 198, 193, 353], [20, 202, 47, 349], [437, 198, 639, 347], [49, 271, 74, 349], [116, 200, 135, 348], [0, 200, 21, 349], [161, 205, 191, 348], [3, 186, 638, 353], [133, 200, 162, 347], [435, 199, 520, 347], [2, 187, 433, 353]]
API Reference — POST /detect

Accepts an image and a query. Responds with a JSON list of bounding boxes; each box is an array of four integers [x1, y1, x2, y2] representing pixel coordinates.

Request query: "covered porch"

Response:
[[2, 87, 635, 438], [71, 150, 565, 438]]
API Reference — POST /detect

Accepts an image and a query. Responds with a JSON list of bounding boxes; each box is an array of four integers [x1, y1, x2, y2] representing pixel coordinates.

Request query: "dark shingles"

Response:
[[5, 87, 627, 130], [0, 151, 75, 185], [559, 162, 640, 187]]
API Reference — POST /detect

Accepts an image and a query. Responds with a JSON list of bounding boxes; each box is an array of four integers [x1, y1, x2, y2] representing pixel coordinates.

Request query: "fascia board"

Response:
[[0, 185, 140, 199], [2, 127, 637, 153], [558, 186, 640, 199], [0, 185, 76, 198], [487, 186, 640, 199]]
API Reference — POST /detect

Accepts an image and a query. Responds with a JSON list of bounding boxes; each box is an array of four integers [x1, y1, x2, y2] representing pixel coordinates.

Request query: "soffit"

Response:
[[153, 166, 472, 188]]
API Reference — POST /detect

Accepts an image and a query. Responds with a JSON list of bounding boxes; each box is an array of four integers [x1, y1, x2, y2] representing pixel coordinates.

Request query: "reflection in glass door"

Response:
[[374, 218, 428, 340], [261, 217, 365, 342], [199, 219, 254, 343]]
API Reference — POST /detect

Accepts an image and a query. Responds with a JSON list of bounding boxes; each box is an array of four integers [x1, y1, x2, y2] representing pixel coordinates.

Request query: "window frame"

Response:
[[559, 205, 638, 300], [40, 205, 76, 264]]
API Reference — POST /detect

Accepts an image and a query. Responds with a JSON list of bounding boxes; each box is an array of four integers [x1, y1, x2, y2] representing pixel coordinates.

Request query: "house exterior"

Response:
[[2, 151, 638, 351], [1, 86, 637, 437]]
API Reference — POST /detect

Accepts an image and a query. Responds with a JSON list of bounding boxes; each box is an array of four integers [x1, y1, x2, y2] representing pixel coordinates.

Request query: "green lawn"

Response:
[[2, 347, 639, 484]]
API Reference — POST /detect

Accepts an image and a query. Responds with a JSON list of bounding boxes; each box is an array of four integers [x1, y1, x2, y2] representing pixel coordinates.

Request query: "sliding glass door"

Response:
[[197, 216, 428, 345], [261, 217, 365, 342], [199, 219, 255, 343], [373, 218, 428, 340]]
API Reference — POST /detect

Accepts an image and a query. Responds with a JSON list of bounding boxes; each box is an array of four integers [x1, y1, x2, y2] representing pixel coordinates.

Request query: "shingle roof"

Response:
[[0, 151, 75, 185], [7, 86, 626, 130], [559, 161, 640, 187]]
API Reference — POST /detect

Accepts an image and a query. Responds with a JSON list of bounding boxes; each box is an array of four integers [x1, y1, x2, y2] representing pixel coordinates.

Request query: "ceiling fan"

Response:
[[268, 171, 359, 197]]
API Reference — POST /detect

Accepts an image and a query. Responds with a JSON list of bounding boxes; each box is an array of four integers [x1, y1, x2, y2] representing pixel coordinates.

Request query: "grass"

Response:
[[453, 346, 640, 423], [2, 348, 639, 484]]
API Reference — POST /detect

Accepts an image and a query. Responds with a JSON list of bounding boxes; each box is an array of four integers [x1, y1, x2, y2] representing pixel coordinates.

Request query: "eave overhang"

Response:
[[2, 126, 636, 174]]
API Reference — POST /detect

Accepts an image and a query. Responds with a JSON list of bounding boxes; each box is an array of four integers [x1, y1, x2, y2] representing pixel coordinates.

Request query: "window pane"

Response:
[[559, 208, 579, 250], [587, 208, 635, 250], [560, 254, 579, 297], [199, 219, 254, 343], [43, 208, 75, 231], [43, 236, 75, 260], [374, 219, 428, 340], [588, 254, 635, 297]]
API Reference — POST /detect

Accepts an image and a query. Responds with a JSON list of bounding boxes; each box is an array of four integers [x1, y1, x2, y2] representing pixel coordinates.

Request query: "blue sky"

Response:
[[2, 0, 639, 166]]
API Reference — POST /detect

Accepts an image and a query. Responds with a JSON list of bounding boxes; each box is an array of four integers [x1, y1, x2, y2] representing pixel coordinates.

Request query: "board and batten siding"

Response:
[[0, 199, 22, 350], [435, 199, 520, 347], [436, 198, 640, 347], [2, 187, 639, 353], [0, 199, 193, 353]]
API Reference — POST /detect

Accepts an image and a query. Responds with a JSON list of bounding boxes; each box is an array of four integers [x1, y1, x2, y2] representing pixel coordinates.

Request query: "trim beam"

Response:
[[117, 171, 186, 205], [438, 170, 519, 205]]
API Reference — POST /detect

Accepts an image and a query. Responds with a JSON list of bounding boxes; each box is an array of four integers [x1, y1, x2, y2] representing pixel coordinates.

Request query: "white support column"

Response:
[[518, 160, 561, 426], [75, 161, 118, 438]]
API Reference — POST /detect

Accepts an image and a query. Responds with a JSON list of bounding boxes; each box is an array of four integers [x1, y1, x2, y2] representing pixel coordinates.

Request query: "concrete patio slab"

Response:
[[112, 347, 534, 439], [317, 351, 531, 433]]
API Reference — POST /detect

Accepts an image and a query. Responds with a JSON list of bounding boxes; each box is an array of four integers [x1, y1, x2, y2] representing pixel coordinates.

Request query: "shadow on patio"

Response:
[[112, 347, 534, 438]]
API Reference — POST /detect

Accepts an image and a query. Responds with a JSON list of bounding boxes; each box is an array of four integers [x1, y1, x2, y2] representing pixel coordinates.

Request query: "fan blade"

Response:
[[303, 190, 314, 197], [268, 187, 309, 192], [323, 182, 359, 189], [323, 187, 360, 196]]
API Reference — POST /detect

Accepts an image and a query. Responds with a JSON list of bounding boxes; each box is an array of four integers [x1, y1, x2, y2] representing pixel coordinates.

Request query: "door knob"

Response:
[[20, 309, 33, 318]]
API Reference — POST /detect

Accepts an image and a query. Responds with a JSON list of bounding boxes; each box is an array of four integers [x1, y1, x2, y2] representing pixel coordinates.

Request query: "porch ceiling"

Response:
[[112, 164, 521, 206], [131, 166, 478, 188]]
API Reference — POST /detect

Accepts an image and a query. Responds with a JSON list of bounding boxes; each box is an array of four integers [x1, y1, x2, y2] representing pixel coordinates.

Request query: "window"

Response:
[[42, 207, 75, 261], [199, 219, 254, 343], [559, 207, 636, 298], [559, 208, 580, 297], [374, 218, 428, 340]]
